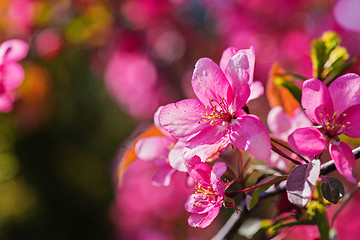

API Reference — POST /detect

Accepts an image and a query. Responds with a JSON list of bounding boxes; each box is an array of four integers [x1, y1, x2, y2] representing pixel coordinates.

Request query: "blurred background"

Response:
[[0, 0, 360, 239]]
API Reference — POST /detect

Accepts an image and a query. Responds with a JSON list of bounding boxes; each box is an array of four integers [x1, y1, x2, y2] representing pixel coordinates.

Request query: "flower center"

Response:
[[319, 108, 350, 138], [202, 97, 233, 125], [193, 182, 217, 206]]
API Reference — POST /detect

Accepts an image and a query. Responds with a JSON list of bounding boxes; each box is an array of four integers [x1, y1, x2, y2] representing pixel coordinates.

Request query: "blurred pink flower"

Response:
[[0, 39, 29, 112], [8, 0, 34, 37], [267, 106, 312, 169], [268, 106, 312, 142], [135, 107, 187, 186], [35, 29, 63, 59], [184, 156, 226, 228], [160, 47, 271, 161], [333, 0, 360, 33], [289, 74, 360, 183], [112, 158, 218, 239], [104, 52, 171, 120]]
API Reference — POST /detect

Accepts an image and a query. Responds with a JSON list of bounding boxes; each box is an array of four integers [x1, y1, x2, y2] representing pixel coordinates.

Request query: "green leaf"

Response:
[[274, 77, 302, 105], [322, 31, 340, 55], [246, 176, 285, 210], [310, 31, 351, 81], [326, 58, 356, 86], [311, 39, 327, 79], [320, 176, 345, 204]]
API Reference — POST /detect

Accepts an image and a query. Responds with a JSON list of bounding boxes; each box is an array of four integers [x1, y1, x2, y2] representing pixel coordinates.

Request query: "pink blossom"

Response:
[[184, 156, 226, 228], [267, 106, 313, 169], [104, 52, 171, 120], [288, 74, 360, 183], [135, 107, 187, 186], [0, 39, 29, 112], [159, 47, 271, 161]]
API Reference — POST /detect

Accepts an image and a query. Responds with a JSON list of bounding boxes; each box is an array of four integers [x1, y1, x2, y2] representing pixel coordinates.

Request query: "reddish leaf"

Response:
[[286, 159, 320, 207], [266, 63, 300, 116]]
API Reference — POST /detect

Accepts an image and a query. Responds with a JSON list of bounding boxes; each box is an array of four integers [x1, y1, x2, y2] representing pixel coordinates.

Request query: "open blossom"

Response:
[[159, 46, 271, 161], [288, 74, 360, 183], [184, 156, 226, 228], [0, 39, 29, 112]]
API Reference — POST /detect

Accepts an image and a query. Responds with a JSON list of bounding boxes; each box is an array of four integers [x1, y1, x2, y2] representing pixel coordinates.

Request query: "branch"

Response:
[[211, 146, 360, 240]]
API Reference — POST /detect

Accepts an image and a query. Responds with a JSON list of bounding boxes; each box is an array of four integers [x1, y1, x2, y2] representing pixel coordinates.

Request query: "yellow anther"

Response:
[[342, 114, 347, 117], [347, 122, 351, 125], [327, 126, 331, 130], [210, 120, 216, 126], [205, 106, 210, 109], [319, 113, 323, 117], [342, 125, 346, 129], [210, 98, 214, 102]]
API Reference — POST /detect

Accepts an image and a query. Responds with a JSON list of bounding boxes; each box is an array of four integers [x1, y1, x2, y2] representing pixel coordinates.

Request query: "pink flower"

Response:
[[0, 39, 29, 112], [184, 156, 226, 228], [267, 106, 312, 169], [159, 46, 271, 161], [288, 74, 360, 183], [135, 107, 187, 186], [104, 52, 171, 120], [333, 0, 360, 33]]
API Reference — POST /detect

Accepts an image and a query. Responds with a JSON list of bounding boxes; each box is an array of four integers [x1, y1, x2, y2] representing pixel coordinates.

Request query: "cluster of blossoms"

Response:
[[129, 40, 360, 238]]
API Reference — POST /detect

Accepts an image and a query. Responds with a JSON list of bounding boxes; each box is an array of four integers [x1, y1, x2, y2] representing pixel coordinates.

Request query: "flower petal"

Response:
[[219, 47, 239, 72], [192, 58, 233, 106], [267, 106, 312, 142], [152, 166, 176, 187], [341, 104, 360, 138], [329, 141, 356, 183], [288, 127, 327, 155], [168, 140, 187, 172], [0, 93, 14, 112], [211, 161, 227, 179], [188, 205, 220, 228], [291, 107, 313, 129], [0, 39, 28, 61], [329, 73, 360, 114], [211, 162, 226, 195], [225, 49, 253, 113], [154, 106, 173, 138], [184, 124, 229, 162], [267, 106, 293, 140], [185, 194, 213, 214], [229, 114, 271, 160], [185, 156, 212, 183], [159, 99, 208, 138], [2, 62, 25, 90], [135, 136, 173, 166], [302, 78, 333, 124], [247, 81, 264, 103]]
